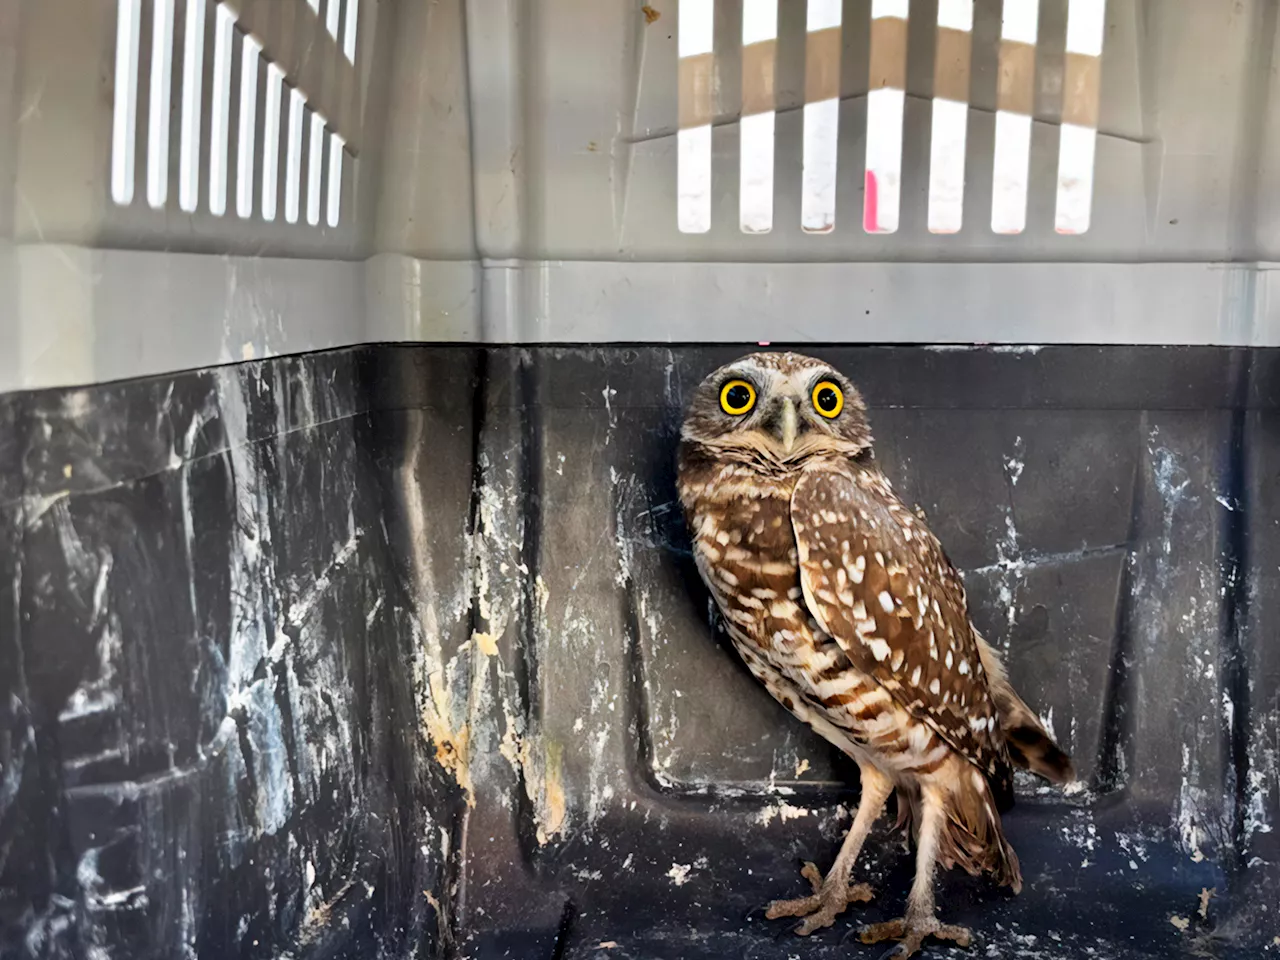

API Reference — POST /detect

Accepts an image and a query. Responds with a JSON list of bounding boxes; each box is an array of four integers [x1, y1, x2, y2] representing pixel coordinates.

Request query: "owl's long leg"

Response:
[[858, 785, 972, 958], [765, 763, 892, 935]]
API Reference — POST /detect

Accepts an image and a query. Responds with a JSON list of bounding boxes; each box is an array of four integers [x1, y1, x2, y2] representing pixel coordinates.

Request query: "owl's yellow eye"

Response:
[[812, 381, 844, 418], [719, 379, 757, 416]]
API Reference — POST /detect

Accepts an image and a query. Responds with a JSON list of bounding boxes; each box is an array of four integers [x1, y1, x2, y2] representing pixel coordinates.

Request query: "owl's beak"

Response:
[[778, 397, 799, 454]]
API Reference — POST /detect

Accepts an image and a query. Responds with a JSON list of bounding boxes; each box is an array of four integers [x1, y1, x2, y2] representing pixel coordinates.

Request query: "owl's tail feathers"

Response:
[[947, 768, 1023, 894], [1005, 723, 1075, 784], [974, 632, 1076, 785], [898, 762, 1023, 894]]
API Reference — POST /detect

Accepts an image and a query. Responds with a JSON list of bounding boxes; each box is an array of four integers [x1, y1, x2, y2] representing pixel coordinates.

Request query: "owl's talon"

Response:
[[764, 863, 874, 934], [799, 861, 823, 893], [771, 919, 803, 941], [859, 916, 972, 958]]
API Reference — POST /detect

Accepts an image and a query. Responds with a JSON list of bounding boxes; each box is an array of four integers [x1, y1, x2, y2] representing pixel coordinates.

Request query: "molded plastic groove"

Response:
[[207, 2, 235, 216], [325, 0, 341, 40], [1056, 0, 1106, 235], [928, 0, 972, 234], [342, 0, 360, 62], [261, 63, 284, 221], [677, 0, 714, 234], [327, 133, 345, 227], [111, 0, 143, 206], [237, 34, 262, 218], [992, 0, 1038, 234], [179, 0, 206, 213], [801, 0, 841, 233], [739, 0, 777, 234], [285, 87, 306, 223], [864, 0, 909, 234], [308, 112, 325, 226], [146, 0, 175, 209]]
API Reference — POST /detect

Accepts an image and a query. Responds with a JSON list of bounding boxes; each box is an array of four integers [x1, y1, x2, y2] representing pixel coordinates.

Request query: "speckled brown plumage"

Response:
[[677, 352, 1073, 956]]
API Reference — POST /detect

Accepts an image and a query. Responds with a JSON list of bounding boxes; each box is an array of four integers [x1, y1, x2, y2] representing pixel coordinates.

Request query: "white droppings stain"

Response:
[[757, 802, 811, 827], [666, 862, 693, 886], [1245, 764, 1275, 839], [1175, 742, 1214, 859], [58, 547, 120, 721], [286, 532, 361, 629], [602, 385, 618, 440], [1037, 707, 1058, 744], [1002, 435, 1025, 486], [1148, 434, 1194, 559]]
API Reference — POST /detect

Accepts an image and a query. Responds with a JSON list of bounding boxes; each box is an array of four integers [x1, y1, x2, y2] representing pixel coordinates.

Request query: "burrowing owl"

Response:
[[676, 352, 1073, 957]]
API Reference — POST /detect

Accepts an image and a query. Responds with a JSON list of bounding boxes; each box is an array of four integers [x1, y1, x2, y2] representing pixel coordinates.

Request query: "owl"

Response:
[[676, 352, 1073, 957]]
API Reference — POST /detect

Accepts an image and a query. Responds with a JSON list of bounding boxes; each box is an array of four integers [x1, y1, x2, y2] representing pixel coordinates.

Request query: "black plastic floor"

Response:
[[2, 345, 1278, 959]]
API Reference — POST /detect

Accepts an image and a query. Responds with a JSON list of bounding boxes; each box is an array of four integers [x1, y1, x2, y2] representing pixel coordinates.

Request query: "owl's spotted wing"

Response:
[[790, 464, 1005, 776]]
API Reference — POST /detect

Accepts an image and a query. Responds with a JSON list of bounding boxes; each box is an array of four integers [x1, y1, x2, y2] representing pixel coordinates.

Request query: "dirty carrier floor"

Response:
[[2, 345, 1278, 959]]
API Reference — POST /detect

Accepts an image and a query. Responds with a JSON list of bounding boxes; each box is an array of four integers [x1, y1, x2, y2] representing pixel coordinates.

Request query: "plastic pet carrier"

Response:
[[1, 0, 1278, 957]]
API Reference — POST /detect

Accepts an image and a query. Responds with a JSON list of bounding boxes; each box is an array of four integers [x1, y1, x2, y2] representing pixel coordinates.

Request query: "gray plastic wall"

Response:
[[5, 0, 1280, 390]]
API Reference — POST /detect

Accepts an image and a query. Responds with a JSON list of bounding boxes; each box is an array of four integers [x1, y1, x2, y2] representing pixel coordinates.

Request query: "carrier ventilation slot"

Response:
[[111, 0, 357, 228], [677, 0, 1106, 236]]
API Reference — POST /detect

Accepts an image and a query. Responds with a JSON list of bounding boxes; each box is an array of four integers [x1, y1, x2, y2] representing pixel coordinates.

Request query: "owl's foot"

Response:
[[764, 861, 874, 935], [857, 915, 972, 958]]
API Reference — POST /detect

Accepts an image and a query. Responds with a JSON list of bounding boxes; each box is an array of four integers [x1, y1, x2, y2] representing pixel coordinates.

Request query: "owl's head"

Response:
[[681, 352, 872, 464]]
